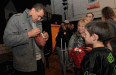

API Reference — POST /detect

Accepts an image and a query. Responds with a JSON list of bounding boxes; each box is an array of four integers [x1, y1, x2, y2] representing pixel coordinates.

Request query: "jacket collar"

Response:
[[23, 8, 32, 19]]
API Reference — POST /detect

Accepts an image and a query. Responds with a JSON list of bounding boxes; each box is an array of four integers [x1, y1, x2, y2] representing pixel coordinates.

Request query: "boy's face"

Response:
[[78, 22, 85, 34], [84, 28, 93, 44], [107, 42, 112, 51]]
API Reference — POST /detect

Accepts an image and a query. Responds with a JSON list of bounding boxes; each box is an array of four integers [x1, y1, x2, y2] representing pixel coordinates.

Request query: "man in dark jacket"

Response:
[[3, 3, 49, 75], [55, 20, 73, 75], [65, 23, 74, 47]]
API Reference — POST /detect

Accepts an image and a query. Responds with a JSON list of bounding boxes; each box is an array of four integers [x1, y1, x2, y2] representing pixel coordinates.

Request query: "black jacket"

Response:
[[56, 30, 67, 49], [65, 28, 73, 45], [81, 47, 116, 75]]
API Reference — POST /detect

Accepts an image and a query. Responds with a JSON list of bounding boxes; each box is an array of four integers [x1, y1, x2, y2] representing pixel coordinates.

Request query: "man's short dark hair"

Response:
[[85, 21, 111, 42], [86, 12, 94, 17], [32, 3, 45, 12]]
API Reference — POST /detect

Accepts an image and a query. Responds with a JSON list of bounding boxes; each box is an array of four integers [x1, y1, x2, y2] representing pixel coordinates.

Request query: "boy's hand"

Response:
[[84, 47, 92, 53]]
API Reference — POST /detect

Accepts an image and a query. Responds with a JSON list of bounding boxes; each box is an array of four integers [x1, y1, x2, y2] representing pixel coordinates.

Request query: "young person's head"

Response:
[[29, 3, 45, 22], [101, 7, 116, 21], [84, 21, 111, 45], [86, 12, 94, 21], [78, 17, 90, 34]]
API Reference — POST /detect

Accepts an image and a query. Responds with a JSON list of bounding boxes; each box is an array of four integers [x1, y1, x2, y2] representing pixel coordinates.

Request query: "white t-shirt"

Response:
[[32, 22, 42, 60]]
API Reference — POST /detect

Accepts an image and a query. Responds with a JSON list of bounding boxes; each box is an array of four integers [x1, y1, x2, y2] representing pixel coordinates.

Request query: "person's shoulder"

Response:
[[69, 34, 76, 40], [106, 19, 113, 22], [7, 14, 21, 22], [57, 30, 65, 35], [83, 47, 108, 60], [12, 13, 23, 17], [71, 33, 77, 37], [86, 47, 107, 55], [92, 47, 109, 52], [106, 19, 116, 24], [9, 13, 23, 20], [91, 47, 113, 58]]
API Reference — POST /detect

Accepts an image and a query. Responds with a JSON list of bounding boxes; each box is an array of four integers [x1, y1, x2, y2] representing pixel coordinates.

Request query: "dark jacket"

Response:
[[106, 19, 116, 38], [56, 30, 67, 49], [59, 26, 63, 31], [65, 28, 73, 47], [3, 9, 44, 72], [81, 47, 116, 75]]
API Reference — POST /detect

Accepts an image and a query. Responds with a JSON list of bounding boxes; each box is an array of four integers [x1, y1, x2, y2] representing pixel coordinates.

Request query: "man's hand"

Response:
[[28, 28, 40, 38], [42, 31, 49, 41]]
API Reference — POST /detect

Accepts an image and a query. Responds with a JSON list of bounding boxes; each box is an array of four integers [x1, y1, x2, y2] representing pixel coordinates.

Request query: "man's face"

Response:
[[32, 8, 44, 22], [86, 14, 93, 21]]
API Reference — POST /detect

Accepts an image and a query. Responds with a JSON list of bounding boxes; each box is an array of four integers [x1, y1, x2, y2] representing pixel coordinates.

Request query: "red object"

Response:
[[86, 44, 93, 48], [35, 33, 46, 47], [84, 44, 93, 53], [115, 34, 116, 36], [105, 18, 108, 21], [69, 46, 86, 69]]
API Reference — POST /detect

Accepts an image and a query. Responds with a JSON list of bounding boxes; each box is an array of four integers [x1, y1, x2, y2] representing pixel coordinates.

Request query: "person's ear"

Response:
[[92, 34, 98, 41]]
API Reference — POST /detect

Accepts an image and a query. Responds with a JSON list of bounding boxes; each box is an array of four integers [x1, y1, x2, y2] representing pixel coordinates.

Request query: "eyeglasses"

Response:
[[40, 18, 43, 21], [38, 15, 44, 21], [38, 15, 43, 18]]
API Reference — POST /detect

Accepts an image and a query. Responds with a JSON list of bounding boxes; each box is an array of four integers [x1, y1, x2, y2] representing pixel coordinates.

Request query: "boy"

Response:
[[81, 21, 116, 75]]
